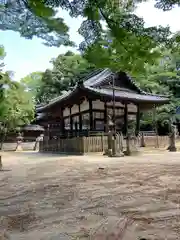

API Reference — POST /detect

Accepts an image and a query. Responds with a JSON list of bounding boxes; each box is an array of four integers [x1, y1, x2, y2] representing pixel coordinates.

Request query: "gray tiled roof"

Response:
[[37, 69, 114, 112], [36, 112, 46, 120], [37, 90, 72, 111], [84, 69, 113, 87], [83, 69, 144, 94], [22, 124, 45, 131], [85, 86, 169, 104]]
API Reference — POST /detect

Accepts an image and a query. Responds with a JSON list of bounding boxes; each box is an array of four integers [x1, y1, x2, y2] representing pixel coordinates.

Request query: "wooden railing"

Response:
[[139, 135, 169, 148]]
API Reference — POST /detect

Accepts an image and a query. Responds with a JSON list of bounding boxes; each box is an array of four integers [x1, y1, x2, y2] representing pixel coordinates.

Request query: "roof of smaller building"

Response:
[[22, 124, 45, 131]]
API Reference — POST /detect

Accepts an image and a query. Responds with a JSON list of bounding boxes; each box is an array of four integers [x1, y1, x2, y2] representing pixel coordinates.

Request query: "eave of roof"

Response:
[[22, 124, 45, 131], [84, 86, 169, 104], [36, 69, 112, 111], [36, 88, 79, 112], [36, 112, 46, 120]]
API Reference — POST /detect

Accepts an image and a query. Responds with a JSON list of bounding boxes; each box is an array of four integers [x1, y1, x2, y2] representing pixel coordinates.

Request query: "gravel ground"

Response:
[[1, 151, 180, 239]]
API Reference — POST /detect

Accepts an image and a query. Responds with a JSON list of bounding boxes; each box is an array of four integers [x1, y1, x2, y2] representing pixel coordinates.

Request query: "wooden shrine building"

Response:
[[36, 69, 169, 140]]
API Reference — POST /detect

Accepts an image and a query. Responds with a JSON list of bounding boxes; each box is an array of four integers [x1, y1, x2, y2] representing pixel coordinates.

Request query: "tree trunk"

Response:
[[0, 129, 7, 151]]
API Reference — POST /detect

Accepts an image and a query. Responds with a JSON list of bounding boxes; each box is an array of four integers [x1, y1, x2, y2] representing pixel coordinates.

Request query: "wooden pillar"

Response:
[[79, 103, 82, 132], [104, 101, 107, 132], [124, 103, 128, 136], [135, 104, 140, 136], [47, 124, 50, 140], [69, 106, 73, 135], [89, 99, 93, 131], [124, 103, 130, 155], [153, 104, 159, 148], [60, 108, 65, 136]]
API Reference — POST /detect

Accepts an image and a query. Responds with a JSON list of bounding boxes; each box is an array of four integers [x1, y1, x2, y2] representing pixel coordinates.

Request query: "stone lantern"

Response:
[[106, 115, 124, 157]]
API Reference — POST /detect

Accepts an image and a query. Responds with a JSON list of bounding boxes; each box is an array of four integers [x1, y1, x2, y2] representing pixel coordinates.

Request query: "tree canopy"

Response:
[[0, 0, 174, 52], [0, 0, 74, 47], [20, 71, 43, 101], [22, 51, 96, 104], [1, 0, 178, 86], [0, 78, 35, 130], [0, 46, 35, 132], [154, 0, 180, 10], [135, 48, 180, 131]]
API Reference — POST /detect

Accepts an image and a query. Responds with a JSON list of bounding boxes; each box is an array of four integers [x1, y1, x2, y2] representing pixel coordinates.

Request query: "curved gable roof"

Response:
[[36, 69, 169, 112]]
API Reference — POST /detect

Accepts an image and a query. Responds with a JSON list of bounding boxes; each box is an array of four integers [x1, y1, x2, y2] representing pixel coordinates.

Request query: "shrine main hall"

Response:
[[36, 69, 169, 139]]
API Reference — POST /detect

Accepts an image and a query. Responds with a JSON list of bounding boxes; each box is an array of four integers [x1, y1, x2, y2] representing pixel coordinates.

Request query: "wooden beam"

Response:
[[60, 108, 65, 135], [79, 103, 82, 132], [124, 103, 128, 136], [69, 106, 73, 133], [135, 104, 140, 136], [89, 99, 93, 131], [104, 101, 107, 132], [153, 104, 159, 148]]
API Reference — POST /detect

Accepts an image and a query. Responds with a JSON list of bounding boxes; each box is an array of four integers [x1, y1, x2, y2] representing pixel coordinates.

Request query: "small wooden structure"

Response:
[[36, 69, 169, 153], [21, 124, 44, 141]]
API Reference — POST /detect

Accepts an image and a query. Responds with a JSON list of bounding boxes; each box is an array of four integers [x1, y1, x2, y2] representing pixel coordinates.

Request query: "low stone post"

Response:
[[140, 132, 146, 147], [124, 133, 131, 156], [103, 129, 113, 156], [34, 134, 44, 151], [15, 133, 23, 151]]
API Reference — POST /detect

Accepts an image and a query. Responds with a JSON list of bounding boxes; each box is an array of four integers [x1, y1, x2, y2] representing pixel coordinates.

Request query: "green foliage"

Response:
[[0, 0, 74, 47], [136, 49, 180, 128], [0, 45, 6, 109], [0, 0, 174, 51], [0, 46, 35, 132], [154, 0, 180, 10], [83, 32, 162, 75], [0, 45, 5, 71], [20, 72, 43, 102], [35, 69, 54, 104], [36, 51, 96, 104], [0, 74, 35, 130], [19, 52, 96, 105], [75, 0, 171, 76]]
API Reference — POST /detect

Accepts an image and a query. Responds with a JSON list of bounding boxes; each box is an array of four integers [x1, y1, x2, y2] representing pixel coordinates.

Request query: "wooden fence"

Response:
[[141, 135, 169, 148], [40, 137, 84, 154], [39, 134, 170, 154]]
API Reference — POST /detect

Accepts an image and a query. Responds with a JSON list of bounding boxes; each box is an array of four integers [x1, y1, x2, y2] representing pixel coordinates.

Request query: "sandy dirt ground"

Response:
[[1, 151, 180, 239]]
